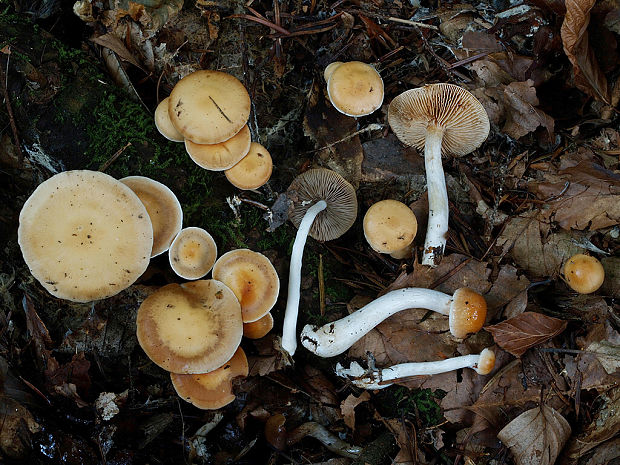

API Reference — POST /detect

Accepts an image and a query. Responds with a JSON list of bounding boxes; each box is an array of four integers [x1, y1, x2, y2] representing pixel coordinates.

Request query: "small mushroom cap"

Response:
[[168, 227, 218, 280], [287, 168, 358, 242], [363, 199, 418, 254], [449, 288, 487, 338], [563, 254, 605, 294], [212, 249, 280, 323], [170, 347, 248, 410], [18, 170, 153, 302], [154, 97, 184, 142], [323, 61, 343, 82], [224, 142, 273, 190], [327, 61, 384, 117], [475, 348, 495, 375], [120, 176, 183, 257], [136, 280, 243, 374], [388, 83, 490, 156], [168, 70, 251, 144], [243, 312, 274, 339], [185, 125, 252, 171]]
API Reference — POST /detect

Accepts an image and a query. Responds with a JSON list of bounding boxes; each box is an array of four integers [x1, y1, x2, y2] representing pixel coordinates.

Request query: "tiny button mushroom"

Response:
[[327, 61, 384, 117], [562, 253, 605, 294], [168, 227, 218, 280], [363, 199, 418, 259]]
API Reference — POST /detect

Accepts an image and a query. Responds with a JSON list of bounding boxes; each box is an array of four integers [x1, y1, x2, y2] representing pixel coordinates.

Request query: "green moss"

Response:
[[378, 386, 446, 427]]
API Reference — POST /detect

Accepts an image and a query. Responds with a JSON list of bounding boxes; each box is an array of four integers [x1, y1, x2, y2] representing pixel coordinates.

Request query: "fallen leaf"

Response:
[[484, 264, 530, 320], [486, 312, 567, 357], [91, 33, 145, 71], [502, 80, 554, 140], [340, 391, 370, 430], [498, 405, 571, 465], [583, 437, 620, 465], [560, 0, 610, 104], [0, 397, 41, 460]]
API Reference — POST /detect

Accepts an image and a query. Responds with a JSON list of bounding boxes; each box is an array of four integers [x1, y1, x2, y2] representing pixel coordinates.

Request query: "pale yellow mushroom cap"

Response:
[[212, 249, 280, 323], [449, 288, 487, 338], [154, 97, 184, 142], [363, 200, 418, 254], [323, 61, 343, 83], [243, 312, 274, 339], [120, 176, 183, 257], [475, 348, 495, 375], [168, 70, 251, 144], [225, 142, 273, 190], [18, 170, 153, 302], [168, 227, 218, 280], [327, 61, 384, 117], [563, 254, 605, 294], [171, 347, 249, 410], [136, 280, 243, 374], [388, 83, 490, 156], [185, 125, 252, 171]]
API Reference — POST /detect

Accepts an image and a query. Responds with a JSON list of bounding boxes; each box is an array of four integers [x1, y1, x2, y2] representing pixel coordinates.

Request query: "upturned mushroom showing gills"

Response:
[[388, 84, 489, 267], [18, 170, 153, 302], [281, 168, 358, 356], [301, 287, 486, 357], [335, 348, 495, 389]]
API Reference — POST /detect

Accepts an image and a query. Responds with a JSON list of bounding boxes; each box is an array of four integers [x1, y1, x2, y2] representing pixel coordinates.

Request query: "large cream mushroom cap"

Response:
[[185, 125, 252, 171], [224, 142, 273, 190], [363, 199, 418, 255], [168, 70, 251, 144], [18, 170, 153, 302], [168, 227, 218, 280], [154, 97, 184, 142], [327, 61, 384, 117], [120, 176, 183, 257], [136, 280, 243, 374], [212, 249, 280, 323], [388, 83, 490, 156]]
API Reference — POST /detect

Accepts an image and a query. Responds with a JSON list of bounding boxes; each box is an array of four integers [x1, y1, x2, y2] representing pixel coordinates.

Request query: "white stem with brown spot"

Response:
[[422, 125, 449, 267], [281, 200, 328, 356], [300, 287, 452, 357]]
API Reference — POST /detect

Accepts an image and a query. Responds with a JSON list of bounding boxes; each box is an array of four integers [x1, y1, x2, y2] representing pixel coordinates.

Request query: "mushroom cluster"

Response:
[[155, 70, 273, 190]]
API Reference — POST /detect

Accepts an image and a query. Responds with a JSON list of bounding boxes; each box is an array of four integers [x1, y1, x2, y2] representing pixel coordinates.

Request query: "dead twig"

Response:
[[98, 142, 132, 172]]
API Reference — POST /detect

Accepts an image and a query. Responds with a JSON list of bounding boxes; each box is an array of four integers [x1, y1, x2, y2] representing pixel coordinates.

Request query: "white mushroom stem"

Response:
[[300, 287, 452, 357], [281, 200, 328, 356], [422, 125, 449, 267], [335, 349, 494, 390]]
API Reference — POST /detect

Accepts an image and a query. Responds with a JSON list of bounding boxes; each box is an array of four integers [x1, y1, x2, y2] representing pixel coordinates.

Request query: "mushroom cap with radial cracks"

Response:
[[449, 287, 487, 339], [388, 83, 490, 156], [287, 168, 358, 242]]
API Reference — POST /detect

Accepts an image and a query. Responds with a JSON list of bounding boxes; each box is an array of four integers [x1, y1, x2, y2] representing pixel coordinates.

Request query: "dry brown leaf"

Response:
[[502, 80, 555, 140], [0, 397, 41, 460], [486, 312, 567, 357], [484, 264, 530, 321], [498, 405, 571, 465], [340, 391, 370, 431], [560, 0, 611, 104], [91, 33, 145, 71]]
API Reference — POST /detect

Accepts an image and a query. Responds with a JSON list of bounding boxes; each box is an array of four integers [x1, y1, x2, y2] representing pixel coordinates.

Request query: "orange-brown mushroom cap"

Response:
[[563, 254, 605, 294], [388, 83, 490, 156], [185, 125, 252, 171], [475, 348, 495, 375], [168, 70, 251, 144], [170, 347, 248, 410], [323, 61, 343, 83], [136, 280, 243, 374], [154, 97, 184, 142], [327, 61, 384, 117], [243, 312, 274, 339], [225, 142, 273, 190], [212, 249, 280, 323], [363, 199, 417, 255], [449, 288, 487, 338], [120, 176, 183, 257], [18, 170, 153, 302], [168, 227, 218, 280]]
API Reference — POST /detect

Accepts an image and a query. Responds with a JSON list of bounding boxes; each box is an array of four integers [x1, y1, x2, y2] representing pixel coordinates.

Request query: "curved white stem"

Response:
[[422, 126, 449, 267], [300, 288, 452, 357], [281, 200, 328, 356], [336, 351, 487, 390]]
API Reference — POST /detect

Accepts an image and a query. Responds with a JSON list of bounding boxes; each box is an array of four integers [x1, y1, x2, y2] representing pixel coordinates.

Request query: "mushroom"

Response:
[[185, 125, 252, 171], [282, 168, 358, 356], [136, 280, 243, 374], [18, 170, 153, 302], [168, 227, 218, 280], [168, 70, 251, 144], [154, 97, 184, 142], [327, 61, 384, 117], [562, 253, 605, 294], [388, 84, 489, 266], [301, 287, 487, 357], [212, 249, 280, 323], [335, 348, 495, 390], [363, 199, 418, 259], [120, 176, 183, 257], [243, 312, 274, 339], [170, 347, 248, 409], [224, 142, 273, 190], [323, 61, 343, 83]]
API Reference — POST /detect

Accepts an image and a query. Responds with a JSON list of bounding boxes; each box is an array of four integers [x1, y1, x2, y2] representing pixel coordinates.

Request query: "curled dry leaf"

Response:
[[486, 312, 567, 357], [340, 391, 370, 430], [502, 80, 554, 140], [498, 405, 571, 465]]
